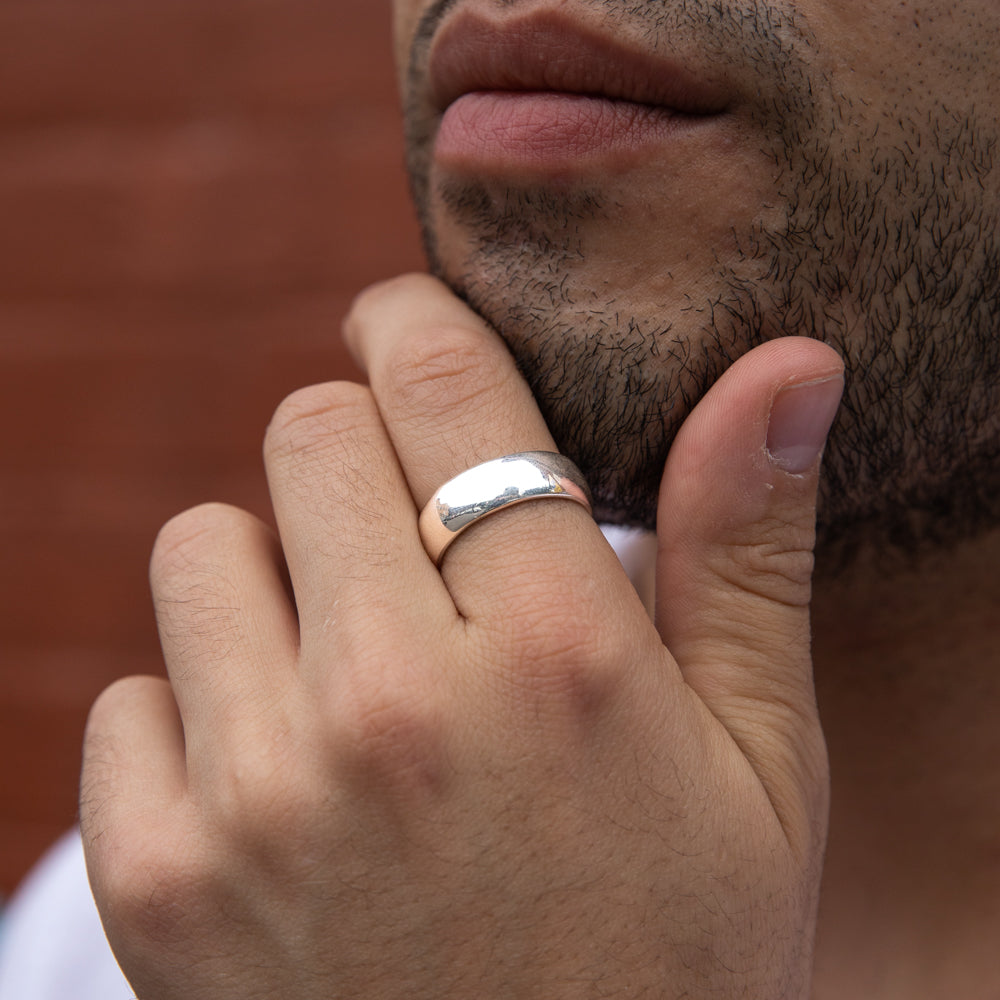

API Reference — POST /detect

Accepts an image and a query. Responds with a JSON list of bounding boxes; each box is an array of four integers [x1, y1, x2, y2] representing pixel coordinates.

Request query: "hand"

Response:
[[81, 275, 842, 999]]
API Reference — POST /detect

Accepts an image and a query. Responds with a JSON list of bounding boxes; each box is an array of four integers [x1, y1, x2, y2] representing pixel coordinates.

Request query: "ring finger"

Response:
[[343, 274, 626, 621]]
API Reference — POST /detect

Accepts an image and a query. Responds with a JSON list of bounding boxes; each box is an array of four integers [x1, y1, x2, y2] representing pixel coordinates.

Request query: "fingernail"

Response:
[[766, 375, 844, 473]]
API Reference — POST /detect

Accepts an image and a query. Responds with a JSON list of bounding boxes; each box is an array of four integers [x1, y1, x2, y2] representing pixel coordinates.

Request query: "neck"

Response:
[[809, 527, 1000, 998]]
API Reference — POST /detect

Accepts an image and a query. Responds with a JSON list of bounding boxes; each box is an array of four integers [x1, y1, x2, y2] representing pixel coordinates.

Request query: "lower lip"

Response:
[[435, 91, 698, 175]]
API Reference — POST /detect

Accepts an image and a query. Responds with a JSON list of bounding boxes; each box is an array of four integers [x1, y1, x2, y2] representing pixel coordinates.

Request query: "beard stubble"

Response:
[[403, 0, 1000, 566]]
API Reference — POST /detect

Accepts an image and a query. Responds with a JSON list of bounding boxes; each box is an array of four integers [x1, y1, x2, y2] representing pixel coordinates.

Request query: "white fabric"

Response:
[[0, 830, 133, 999], [0, 526, 654, 1000]]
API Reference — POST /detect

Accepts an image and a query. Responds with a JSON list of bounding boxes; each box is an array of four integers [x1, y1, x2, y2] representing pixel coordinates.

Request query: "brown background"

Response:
[[0, 0, 423, 897]]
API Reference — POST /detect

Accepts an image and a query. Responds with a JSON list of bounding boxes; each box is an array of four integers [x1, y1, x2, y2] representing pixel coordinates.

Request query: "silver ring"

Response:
[[418, 451, 593, 566]]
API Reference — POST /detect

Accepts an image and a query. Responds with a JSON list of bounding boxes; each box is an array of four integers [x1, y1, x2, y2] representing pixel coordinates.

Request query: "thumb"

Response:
[[655, 337, 843, 847]]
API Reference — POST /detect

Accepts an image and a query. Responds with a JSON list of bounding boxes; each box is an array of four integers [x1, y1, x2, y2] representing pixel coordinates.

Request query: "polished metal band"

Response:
[[418, 451, 593, 566]]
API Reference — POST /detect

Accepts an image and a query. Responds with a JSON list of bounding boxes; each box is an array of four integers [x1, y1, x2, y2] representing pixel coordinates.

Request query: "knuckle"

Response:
[[151, 503, 243, 579], [263, 381, 376, 465], [717, 514, 817, 608], [263, 382, 398, 555], [80, 679, 154, 835], [495, 597, 623, 722], [149, 507, 268, 664], [382, 325, 505, 422], [150, 503, 272, 598], [209, 739, 326, 855], [84, 674, 144, 736], [331, 673, 450, 799], [90, 809, 209, 955], [118, 849, 214, 956]]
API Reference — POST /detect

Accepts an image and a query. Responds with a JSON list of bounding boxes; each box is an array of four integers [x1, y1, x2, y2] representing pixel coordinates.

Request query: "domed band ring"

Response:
[[418, 451, 593, 566]]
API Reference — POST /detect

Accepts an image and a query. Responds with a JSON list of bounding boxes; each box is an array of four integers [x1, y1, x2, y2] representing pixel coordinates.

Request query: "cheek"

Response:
[[808, 1, 1000, 114], [616, 128, 779, 274]]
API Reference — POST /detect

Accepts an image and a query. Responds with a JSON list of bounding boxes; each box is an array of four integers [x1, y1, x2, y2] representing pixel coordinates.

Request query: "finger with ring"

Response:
[[419, 451, 593, 566]]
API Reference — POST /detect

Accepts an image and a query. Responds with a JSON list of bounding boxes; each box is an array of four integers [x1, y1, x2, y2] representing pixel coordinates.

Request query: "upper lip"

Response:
[[427, 7, 731, 116]]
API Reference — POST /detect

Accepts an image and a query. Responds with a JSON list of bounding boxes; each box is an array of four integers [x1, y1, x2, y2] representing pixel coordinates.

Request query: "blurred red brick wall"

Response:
[[0, 0, 424, 895]]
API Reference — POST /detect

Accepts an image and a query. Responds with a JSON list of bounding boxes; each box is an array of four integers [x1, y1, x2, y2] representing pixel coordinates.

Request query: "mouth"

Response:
[[427, 7, 732, 174]]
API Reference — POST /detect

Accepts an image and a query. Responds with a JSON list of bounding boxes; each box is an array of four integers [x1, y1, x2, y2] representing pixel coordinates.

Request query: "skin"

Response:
[[81, 1, 1000, 997], [82, 289, 844, 999], [398, 0, 1000, 558]]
